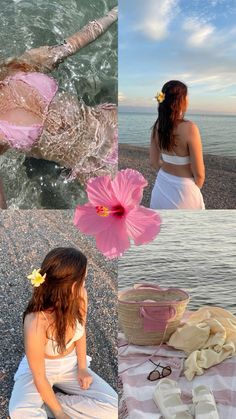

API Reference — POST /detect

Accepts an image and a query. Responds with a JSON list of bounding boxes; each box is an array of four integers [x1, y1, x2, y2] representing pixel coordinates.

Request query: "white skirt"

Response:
[[150, 169, 205, 210]]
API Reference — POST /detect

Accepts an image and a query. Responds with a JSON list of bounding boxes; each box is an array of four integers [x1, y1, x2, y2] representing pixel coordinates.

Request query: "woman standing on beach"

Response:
[[9, 247, 117, 418], [150, 80, 205, 209], [0, 7, 117, 208]]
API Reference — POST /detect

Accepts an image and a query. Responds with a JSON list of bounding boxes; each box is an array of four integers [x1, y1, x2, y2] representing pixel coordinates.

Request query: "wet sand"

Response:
[[119, 144, 236, 209], [0, 210, 117, 418]]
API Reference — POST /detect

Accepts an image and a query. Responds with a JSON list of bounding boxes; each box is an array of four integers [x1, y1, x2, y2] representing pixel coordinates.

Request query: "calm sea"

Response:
[[119, 211, 236, 313], [119, 111, 236, 158], [0, 0, 117, 208]]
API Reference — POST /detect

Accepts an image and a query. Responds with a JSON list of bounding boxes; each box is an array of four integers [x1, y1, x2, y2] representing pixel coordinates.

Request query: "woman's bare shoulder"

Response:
[[24, 312, 47, 333], [178, 119, 199, 135], [24, 312, 47, 351]]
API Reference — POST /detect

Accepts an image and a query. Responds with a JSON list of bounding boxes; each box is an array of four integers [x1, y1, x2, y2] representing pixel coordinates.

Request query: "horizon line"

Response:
[[119, 105, 236, 116]]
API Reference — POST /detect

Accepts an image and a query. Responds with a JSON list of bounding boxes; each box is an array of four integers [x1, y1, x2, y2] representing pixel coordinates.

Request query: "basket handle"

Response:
[[140, 305, 176, 332], [134, 283, 162, 290]]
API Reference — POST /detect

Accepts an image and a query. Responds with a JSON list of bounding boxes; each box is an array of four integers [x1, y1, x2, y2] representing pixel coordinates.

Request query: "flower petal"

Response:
[[95, 218, 130, 259], [74, 203, 113, 235], [86, 175, 119, 207], [125, 206, 161, 245], [111, 169, 148, 208]]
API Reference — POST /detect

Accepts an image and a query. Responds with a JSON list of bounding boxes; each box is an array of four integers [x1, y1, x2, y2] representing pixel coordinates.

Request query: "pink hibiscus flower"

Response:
[[74, 169, 161, 259]]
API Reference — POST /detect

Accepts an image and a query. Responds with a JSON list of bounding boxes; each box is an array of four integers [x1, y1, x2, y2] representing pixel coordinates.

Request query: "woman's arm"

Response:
[[150, 129, 163, 171], [187, 122, 205, 188], [24, 313, 69, 419], [75, 288, 93, 390], [14, 7, 118, 73], [64, 7, 118, 57]]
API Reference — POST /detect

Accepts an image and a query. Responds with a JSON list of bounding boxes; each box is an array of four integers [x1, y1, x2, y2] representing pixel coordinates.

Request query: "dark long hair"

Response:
[[153, 80, 188, 151], [23, 247, 87, 353], [0, 59, 37, 82]]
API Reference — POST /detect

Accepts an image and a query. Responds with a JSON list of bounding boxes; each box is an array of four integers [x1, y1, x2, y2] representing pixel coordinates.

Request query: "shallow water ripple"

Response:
[[119, 112, 236, 157]]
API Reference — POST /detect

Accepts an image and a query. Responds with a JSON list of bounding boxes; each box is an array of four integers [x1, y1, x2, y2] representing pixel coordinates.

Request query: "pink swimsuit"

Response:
[[0, 72, 58, 150]]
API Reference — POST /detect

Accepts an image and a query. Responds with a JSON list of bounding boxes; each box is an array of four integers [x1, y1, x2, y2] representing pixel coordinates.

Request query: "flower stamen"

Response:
[[96, 206, 110, 217], [96, 205, 125, 217]]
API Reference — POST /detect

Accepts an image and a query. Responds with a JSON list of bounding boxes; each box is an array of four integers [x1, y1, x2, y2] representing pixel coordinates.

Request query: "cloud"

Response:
[[172, 70, 236, 93], [135, 0, 179, 40], [183, 17, 215, 46], [119, 0, 236, 112], [118, 92, 127, 102], [185, 75, 219, 86]]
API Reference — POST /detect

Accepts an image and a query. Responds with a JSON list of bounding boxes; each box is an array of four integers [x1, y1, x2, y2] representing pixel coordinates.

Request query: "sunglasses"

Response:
[[147, 359, 172, 381]]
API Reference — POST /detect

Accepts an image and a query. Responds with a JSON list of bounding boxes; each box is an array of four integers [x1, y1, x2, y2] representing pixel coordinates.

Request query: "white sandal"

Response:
[[153, 378, 193, 419], [192, 385, 219, 419]]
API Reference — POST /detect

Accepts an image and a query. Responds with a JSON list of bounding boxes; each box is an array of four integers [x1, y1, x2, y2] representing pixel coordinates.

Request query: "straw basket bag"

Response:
[[118, 283, 189, 345]]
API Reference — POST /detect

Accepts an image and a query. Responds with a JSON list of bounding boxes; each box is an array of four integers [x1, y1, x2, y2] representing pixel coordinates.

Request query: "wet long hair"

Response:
[[23, 247, 87, 353], [153, 80, 188, 151], [0, 59, 36, 81]]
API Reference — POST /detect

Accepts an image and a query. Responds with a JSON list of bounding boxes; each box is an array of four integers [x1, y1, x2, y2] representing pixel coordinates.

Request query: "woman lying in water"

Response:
[[0, 7, 117, 208]]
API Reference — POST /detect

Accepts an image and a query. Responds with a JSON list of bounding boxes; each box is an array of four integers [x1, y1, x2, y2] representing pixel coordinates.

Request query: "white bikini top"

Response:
[[41, 312, 84, 356], [162, 153, 190, 165]]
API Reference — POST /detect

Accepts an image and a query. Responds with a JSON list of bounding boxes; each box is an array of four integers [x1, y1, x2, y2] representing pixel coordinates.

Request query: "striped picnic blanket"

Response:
[[118, 333, 236, 419]]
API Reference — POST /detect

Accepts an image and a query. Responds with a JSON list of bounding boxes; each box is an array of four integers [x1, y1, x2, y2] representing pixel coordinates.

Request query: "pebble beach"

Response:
[[0, 210, 117, 418]]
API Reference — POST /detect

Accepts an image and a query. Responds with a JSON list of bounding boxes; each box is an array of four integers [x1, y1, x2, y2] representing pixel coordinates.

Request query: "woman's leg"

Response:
[[15, 7, 118, 73], [9, 372, 48, 418], [54, 367, 118, 419]]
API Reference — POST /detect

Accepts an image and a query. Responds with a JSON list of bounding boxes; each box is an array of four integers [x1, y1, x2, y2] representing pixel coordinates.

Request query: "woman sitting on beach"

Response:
[[9, 247, 117, 419], [0, 7, 117, 208], [150, 80, 205, 209]]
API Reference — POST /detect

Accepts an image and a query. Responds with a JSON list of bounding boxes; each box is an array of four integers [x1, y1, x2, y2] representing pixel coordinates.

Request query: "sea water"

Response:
[[119, 211, 236, 313], [0, 0, 117, 208], [119, 111, 236, 158]]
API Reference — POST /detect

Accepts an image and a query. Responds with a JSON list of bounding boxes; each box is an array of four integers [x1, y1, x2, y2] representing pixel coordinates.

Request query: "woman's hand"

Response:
[[78, 368, 93, 390]]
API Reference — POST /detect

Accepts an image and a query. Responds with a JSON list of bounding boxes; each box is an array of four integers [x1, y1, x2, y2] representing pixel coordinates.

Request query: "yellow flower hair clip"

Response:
[[155, 91, 165, 103], [27, 269, 46, 287]]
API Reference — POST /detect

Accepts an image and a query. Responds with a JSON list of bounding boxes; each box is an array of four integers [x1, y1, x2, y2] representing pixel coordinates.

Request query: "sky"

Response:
[[119, 0, 236, 114]]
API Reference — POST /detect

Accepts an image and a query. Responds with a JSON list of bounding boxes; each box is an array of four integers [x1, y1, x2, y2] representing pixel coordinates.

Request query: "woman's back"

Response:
[[166, 120, 191, 155], [154, 119, 199, 178], [24, 311, 84, 359]]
